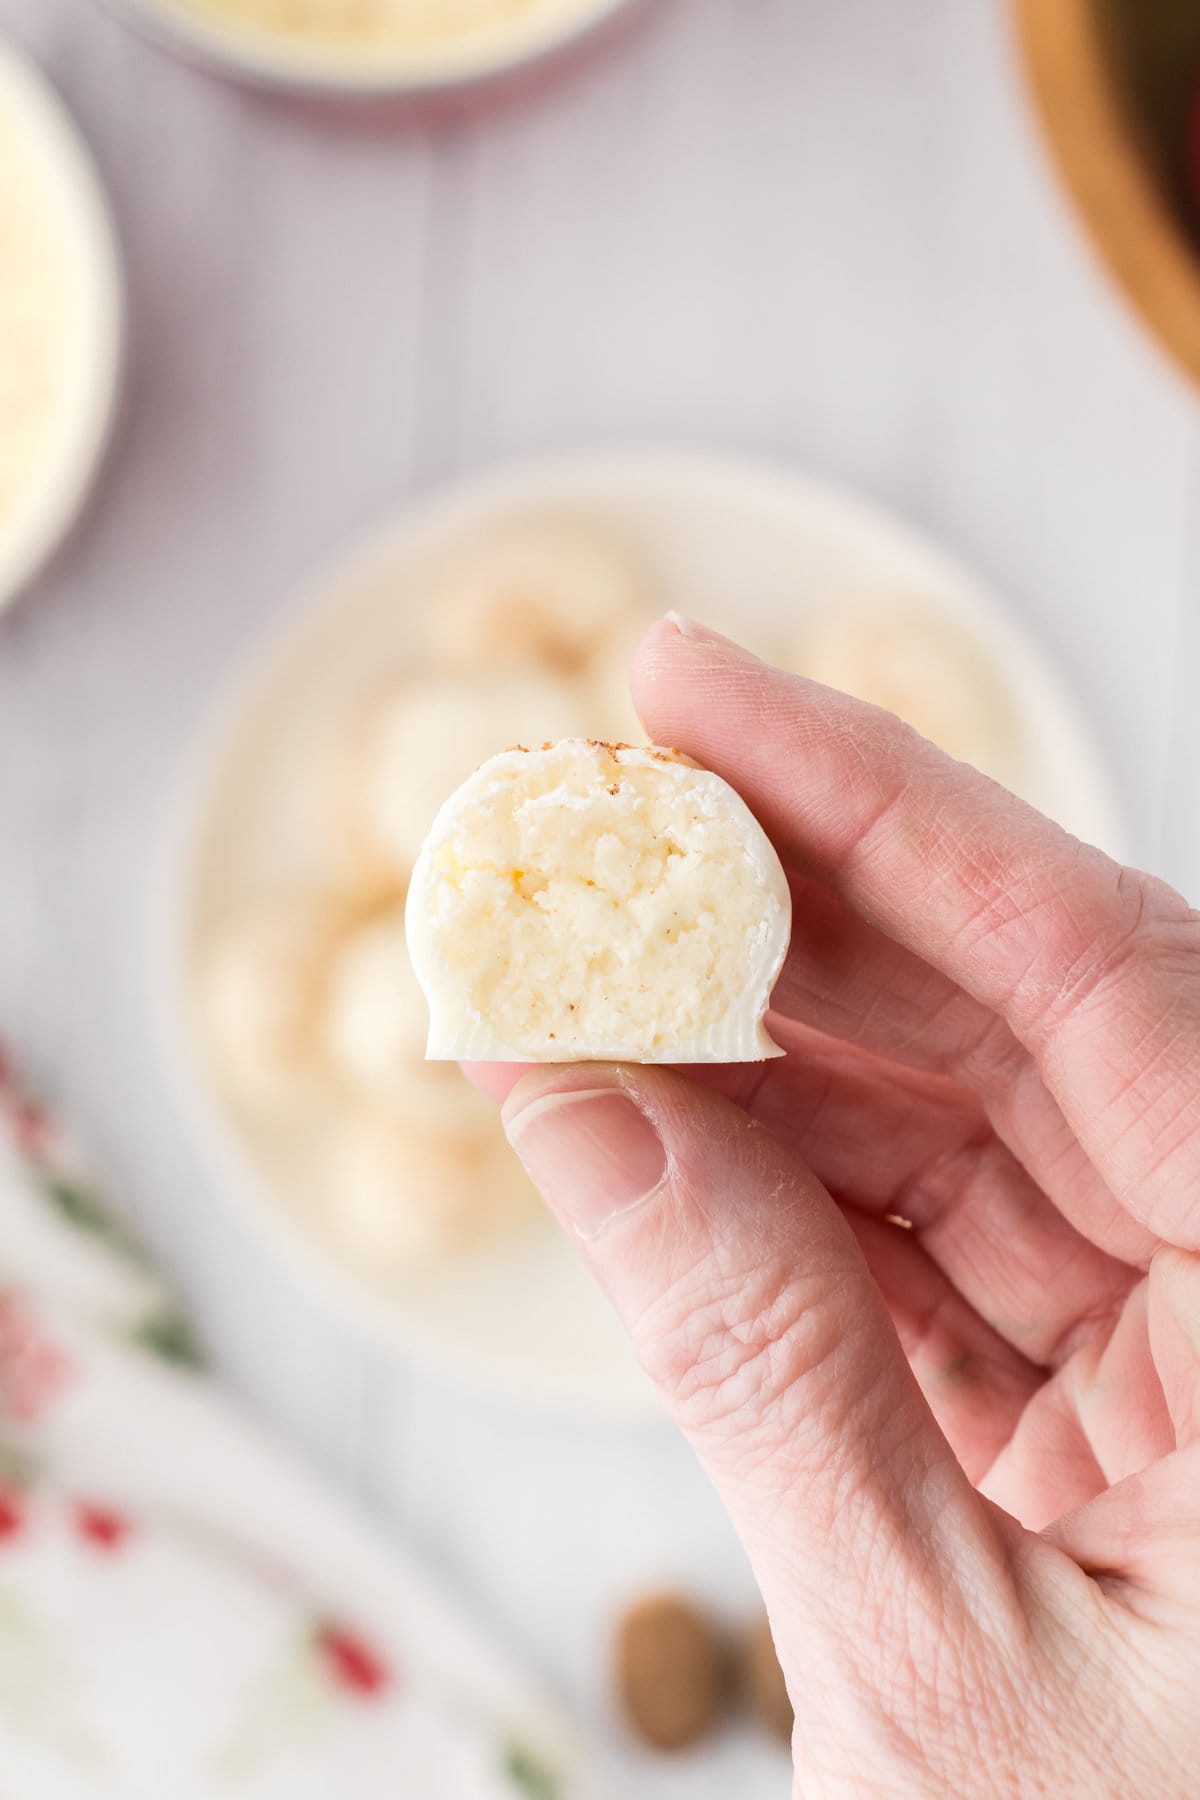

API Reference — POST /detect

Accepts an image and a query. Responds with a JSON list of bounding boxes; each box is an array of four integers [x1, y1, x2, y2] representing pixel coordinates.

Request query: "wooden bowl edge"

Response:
[[1012, 0, 1200, 387]]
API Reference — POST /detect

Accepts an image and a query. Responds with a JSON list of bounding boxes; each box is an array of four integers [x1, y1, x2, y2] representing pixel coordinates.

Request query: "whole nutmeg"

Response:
[[614, 1591, 730, 1751], [739, 1612, 793, 1744]]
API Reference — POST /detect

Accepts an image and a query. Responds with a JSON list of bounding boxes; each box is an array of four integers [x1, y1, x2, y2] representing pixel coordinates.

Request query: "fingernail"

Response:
[[504, 1085, 667, 1241], [664, 611, 757, 657], [664, 609, 726, 645]]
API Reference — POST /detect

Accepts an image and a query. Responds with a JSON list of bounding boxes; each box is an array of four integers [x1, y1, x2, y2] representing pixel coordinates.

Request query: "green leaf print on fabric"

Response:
[[32, 1168, 153, 1272], [503, 1741, 562, 1800], [128, 1304, 206, 1371]]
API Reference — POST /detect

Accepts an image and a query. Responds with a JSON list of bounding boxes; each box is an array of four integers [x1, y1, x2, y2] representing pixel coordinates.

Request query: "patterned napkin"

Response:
[[0, 1048, 583, 1799]]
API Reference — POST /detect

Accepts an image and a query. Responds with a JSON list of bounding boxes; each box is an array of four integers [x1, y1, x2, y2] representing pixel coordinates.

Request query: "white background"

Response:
[[1, 1, 1198, 1793]]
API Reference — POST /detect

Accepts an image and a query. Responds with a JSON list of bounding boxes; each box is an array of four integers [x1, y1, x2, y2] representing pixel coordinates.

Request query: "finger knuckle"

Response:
[[640, 1243, 853, 1449], [989, 856, 1198, 1047]]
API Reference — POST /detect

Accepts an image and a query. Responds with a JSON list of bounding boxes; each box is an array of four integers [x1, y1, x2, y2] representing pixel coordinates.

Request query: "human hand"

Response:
[[472, 617, 1200, 1797]]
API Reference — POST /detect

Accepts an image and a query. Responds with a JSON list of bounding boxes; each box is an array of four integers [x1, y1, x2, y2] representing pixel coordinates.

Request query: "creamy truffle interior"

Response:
[[416, 740, 788, 1060]]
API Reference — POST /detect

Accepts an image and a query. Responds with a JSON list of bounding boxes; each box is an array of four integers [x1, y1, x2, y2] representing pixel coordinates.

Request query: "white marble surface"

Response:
[[0, 0, 1198, 1792]]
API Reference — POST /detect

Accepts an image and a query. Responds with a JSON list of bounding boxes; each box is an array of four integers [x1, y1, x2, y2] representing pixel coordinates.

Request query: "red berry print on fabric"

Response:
[[0, 1292, 72, 1423], [74, 1501, 132, 1551], [314, 1622, 390, 1697], [0, 1487, 24, 1543], [0, 1048, 51, 1154]]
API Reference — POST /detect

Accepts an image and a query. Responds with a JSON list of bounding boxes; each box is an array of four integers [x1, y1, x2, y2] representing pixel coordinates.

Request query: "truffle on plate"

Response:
[[200, 893, 348, 1112], [335, 669, 579, 886], [323, 909, 493, 1138], [796, 600, 1015, 779], [425, 518, 645, 675], [318, 1106, 539, 1274]]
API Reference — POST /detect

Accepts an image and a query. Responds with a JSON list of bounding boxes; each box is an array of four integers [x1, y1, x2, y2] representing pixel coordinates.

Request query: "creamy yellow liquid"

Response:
[[0, 117, 72, 531], [175, 0, 561, 52]]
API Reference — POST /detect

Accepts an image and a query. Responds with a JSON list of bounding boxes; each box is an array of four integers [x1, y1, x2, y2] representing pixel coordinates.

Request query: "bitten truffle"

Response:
[[406, 739, 791, 1063]]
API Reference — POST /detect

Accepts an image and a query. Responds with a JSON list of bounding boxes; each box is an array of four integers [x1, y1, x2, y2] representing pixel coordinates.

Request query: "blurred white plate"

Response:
[[162, 447, 1125, 1418], [0, 38, 123, 614], [106, 0, 643, 97]]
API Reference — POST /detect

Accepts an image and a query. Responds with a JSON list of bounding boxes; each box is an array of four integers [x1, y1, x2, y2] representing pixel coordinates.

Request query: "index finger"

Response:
[[632, 615, 1200, 1249]]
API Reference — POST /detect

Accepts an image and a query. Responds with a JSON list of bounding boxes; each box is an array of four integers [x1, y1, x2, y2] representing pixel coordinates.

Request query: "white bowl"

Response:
[[0, 39, 123, 614], [106, 0, 644, 98], [161, 447, 1126, 1418]]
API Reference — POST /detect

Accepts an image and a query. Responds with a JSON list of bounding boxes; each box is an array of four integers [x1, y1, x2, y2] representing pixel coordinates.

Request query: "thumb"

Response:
[[503, 1065, 1023, 1708]]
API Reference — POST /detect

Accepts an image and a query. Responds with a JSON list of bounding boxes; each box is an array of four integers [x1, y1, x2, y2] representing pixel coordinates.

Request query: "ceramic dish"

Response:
[[0, 38, 123, 614], [161, 448, 1125, 1418], [105, 0, 643, 98]]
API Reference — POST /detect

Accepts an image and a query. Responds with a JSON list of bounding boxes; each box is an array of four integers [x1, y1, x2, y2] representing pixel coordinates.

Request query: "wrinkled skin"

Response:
[[470, 617, 1200, 1798]]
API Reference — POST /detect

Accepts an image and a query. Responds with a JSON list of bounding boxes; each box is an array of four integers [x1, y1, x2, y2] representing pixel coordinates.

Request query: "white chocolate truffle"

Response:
[[406, 740, 791, 1063], [200, 894, 345, 1110], [797, 604, 1015, 779], [341, 669, 579, 884], [324, 909, 492, 1138], [319, 1109, 538, 1274], [426, 519, 644, 674]]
